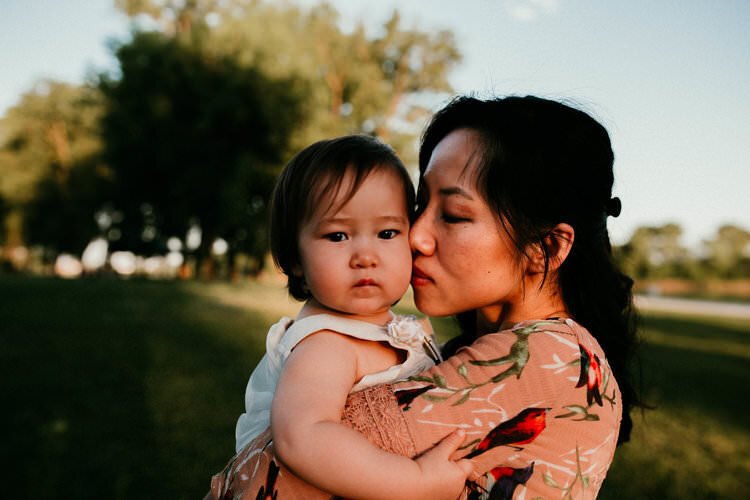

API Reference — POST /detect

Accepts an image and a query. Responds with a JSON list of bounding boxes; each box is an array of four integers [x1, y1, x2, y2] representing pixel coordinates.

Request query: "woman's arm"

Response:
[[271, 331, 472, 500], [211, 320, 621, 499]]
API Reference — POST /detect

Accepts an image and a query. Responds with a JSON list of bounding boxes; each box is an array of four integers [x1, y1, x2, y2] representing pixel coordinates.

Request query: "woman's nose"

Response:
[[409, 213, 435, 255]]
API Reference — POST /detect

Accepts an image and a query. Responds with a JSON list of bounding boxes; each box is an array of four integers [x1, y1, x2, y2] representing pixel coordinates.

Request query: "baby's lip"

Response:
[[355, 278, 376, 286]]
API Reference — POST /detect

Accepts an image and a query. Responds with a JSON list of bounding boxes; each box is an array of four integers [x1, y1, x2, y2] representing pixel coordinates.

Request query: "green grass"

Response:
[[1, 276, 748, 499], [601, 313, 750, 499]]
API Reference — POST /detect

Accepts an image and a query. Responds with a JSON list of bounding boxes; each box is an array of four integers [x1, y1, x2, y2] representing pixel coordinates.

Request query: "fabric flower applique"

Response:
[[387, 314, 442, 363]]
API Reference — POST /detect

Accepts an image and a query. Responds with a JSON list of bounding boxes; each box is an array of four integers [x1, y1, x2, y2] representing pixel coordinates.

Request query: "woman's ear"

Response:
[[527, 223, 575, 274]]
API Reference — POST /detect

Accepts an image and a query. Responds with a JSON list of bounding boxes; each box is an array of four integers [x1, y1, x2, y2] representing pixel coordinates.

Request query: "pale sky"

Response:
[[1, 0, 748, 248]]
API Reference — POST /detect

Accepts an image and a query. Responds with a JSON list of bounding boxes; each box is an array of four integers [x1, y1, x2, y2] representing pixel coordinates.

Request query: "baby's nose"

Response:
[[351, 246, 378, 268]]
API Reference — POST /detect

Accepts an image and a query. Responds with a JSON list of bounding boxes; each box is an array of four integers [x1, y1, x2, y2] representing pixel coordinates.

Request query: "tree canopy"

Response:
[[0, 82, 106, 256], [614, 222, 750, 281], [99, 30, 305, 266], [1, 0, 462, 276]]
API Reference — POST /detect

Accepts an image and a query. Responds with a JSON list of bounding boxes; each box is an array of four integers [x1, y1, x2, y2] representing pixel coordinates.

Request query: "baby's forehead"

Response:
[[308, 166, 409, 213]]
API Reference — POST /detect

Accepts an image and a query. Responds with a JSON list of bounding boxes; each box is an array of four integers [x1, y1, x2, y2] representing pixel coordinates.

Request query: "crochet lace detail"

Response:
[[343, 384, 417, 457]]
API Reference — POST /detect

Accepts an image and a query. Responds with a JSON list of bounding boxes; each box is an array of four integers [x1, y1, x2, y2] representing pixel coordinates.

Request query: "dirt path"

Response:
[[635, 295, 750, 319]]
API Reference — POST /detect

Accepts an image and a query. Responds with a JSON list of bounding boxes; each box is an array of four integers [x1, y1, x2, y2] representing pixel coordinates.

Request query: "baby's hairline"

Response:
[[299, 162, 413, 228]]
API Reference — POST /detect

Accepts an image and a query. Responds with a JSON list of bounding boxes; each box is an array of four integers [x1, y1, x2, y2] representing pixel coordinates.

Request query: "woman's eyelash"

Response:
[[442, 214, 470, 223]]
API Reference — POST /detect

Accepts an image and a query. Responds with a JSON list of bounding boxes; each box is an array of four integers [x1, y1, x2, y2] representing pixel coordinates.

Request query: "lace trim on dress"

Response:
[[343, 383, 417, 458]]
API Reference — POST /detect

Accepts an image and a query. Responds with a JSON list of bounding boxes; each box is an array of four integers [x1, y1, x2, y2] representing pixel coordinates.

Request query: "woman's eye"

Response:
[[378, 229, 399, 240], [442, 213, 470, 224], [324, 232, 347, 242]]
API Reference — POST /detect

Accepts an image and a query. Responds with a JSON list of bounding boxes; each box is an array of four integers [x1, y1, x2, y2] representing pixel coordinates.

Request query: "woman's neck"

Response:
[[476, 286, 569, 334]]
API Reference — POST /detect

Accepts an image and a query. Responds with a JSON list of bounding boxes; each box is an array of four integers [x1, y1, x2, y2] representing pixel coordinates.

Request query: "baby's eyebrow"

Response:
[[317, 215, 408, 225], [377, 215, 409, 224], [439, 186, 474, 200]]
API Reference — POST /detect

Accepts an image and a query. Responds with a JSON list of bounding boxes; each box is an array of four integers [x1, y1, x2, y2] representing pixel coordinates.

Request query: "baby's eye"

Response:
[[378, 229, 400, 240], [324, 232, 348, 242]]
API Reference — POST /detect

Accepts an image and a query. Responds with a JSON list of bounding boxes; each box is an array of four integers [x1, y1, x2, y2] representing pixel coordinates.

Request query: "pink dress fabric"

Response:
[[210, 318, 622, 499]]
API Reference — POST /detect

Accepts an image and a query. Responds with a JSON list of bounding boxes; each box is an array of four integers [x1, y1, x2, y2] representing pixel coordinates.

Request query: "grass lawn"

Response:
[[1, 275, 748, 498]]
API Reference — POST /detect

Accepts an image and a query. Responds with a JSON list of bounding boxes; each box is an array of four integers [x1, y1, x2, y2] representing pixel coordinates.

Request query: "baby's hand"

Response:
[[414, 430, 474, 499]]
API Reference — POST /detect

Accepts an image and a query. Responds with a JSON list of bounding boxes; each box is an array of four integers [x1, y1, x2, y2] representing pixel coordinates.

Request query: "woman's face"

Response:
[[410, 128, 526, 325]]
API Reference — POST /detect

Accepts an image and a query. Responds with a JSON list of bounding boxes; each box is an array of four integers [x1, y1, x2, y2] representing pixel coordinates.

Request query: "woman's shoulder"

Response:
[[475, 317, 606, 359], [493, 317, 582, 336]]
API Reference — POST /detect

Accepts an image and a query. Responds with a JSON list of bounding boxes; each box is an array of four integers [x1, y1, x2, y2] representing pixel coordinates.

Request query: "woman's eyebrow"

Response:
[[438, 186, 474, 200]]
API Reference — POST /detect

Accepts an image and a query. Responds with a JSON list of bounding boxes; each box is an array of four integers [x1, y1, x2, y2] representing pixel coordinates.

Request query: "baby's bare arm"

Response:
[[271, 331, 471, 499]]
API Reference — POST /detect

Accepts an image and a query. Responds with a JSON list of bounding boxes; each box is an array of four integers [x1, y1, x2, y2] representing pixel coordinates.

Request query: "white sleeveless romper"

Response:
[[234, 313, 440, 453]]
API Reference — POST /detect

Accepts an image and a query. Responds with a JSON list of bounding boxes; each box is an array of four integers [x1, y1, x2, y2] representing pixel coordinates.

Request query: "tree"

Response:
[[99, 31, 305, 273], [368, 11, 460, 140], [0, 81, 108, 258], [616, 223, 694, 280], [701, 224, 750, 279], [115, 0, 220, 37], [107, 0, 462, 277], [117, 0, 462, 162], [0, 193, 7, 246]]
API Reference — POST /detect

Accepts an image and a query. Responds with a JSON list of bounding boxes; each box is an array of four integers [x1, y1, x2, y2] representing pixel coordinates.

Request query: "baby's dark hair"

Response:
[[270, 135, 414, 301]]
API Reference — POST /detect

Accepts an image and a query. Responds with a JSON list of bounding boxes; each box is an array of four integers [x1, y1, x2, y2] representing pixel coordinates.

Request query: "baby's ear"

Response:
[[527, 223, 575, 274], [290, 263, 303, 277]]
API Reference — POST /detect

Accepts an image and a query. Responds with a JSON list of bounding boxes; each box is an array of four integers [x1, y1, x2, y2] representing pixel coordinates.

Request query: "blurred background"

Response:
[[1, 0, 748, 498]]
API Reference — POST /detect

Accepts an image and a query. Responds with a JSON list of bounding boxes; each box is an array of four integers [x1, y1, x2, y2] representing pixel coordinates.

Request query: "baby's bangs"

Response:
[[303, 163, 380, 222]]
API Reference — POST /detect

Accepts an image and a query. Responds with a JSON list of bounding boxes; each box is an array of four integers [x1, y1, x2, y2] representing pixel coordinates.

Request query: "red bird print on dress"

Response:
[[576, 344, 603, 406], [464, 408, 548, 459], [467, 463, 535, 500], [255, 459, 280, 500], [394, 385, 435, 411]]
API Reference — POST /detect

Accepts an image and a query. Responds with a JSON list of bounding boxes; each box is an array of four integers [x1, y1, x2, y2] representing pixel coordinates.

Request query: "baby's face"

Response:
[[295, 168, 412, 322]]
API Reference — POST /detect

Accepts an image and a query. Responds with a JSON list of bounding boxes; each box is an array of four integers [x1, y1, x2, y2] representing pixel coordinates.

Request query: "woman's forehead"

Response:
[[423, 129, 484, 190]]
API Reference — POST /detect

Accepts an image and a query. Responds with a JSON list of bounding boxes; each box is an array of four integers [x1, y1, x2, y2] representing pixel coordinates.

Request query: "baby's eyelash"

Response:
[[324, 232, 347, 242], [378, 229, 400, 239]]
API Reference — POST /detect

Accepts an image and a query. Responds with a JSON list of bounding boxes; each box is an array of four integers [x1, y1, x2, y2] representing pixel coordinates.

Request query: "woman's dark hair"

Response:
[[423, 95, 640, 443], [270, 135, 414, 301]]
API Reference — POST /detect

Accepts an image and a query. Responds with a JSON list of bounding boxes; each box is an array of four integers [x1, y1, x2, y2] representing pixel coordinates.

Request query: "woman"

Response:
[[211, 95, 639, 499]]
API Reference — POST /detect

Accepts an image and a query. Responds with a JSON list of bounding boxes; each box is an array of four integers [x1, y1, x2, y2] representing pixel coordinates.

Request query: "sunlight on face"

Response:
[[296, 168, 412, 323], [409, 129, 525, 326]]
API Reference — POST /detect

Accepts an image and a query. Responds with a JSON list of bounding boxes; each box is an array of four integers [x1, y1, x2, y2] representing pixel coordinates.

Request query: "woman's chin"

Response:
[[413, 296, 452, 318]]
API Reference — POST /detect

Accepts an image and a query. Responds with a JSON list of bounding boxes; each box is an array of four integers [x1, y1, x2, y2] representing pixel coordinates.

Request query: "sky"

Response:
[[1, 0, 749, 248]]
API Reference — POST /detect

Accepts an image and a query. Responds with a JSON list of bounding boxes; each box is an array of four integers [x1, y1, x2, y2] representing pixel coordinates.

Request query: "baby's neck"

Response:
[[297, 299, 393, 326]]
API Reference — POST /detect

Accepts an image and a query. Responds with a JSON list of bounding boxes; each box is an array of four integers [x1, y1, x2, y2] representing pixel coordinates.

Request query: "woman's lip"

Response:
[[411, 267, 432, 286]]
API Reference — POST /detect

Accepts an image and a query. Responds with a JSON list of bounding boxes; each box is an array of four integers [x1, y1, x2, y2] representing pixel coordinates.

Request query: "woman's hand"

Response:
[[414, 430, 474, 499]]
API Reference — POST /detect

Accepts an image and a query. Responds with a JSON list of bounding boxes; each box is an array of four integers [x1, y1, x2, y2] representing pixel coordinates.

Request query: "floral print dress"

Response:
[[210, 318, 622, 499]]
